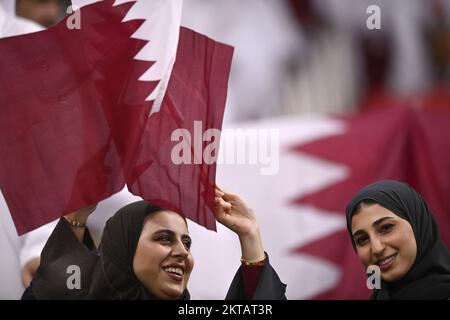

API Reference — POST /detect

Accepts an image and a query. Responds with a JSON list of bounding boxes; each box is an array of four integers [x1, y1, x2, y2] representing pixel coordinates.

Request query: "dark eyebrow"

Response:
[[152, 229, 174, 237], [352, 217, 395, 237], [152, 229, 191, 242]]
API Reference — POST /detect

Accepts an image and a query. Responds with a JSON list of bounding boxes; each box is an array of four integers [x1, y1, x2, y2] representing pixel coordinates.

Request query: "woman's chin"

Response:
[[158, 284, 185, 300], [381, 269, 404, 282]]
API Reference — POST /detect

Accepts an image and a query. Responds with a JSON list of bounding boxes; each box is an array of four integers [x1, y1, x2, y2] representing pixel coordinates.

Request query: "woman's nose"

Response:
[[371, 236, 386, 255], [172, 240, 189, 258]]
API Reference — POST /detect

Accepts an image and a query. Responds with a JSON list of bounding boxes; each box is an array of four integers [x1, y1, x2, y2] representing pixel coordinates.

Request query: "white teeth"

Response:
[[164, 267, 183, 276], [379, 255, 395, 266]]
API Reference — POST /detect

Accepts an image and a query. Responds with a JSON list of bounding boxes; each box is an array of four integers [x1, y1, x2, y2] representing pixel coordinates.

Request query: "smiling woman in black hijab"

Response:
[[346, 180, 450, 299], [22, 188, 286, 300]]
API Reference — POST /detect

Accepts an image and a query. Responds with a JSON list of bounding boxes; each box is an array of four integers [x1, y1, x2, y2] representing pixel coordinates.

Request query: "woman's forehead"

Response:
[[144, 210, 189, 234], [351, 203, 399, 228]]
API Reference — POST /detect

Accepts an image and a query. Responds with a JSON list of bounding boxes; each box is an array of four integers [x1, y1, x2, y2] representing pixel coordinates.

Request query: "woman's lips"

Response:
[[377, 254, 397, 271], [163, 267, 184, 282]]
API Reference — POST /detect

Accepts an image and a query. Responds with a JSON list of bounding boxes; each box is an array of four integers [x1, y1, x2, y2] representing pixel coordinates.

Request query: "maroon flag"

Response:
[[0, 0, 233, 235], [128, 27, 233, 230]]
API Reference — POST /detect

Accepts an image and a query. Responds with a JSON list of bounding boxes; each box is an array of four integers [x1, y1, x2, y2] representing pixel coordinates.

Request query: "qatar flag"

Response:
[[194, 107, 450, 299], [0, 0, 233, 235]]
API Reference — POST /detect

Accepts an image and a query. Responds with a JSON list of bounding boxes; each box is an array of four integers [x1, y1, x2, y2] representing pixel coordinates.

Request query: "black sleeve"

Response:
[[21, 286, 36, 300], [27, 218, 99, 299], [225, 255, 287, 300]]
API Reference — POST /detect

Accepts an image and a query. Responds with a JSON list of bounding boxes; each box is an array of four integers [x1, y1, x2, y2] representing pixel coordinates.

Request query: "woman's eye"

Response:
[[380, 224, 394, 234], [355, 237, 368, 246], [183, 240, 192, 250], [158, 235, 171, 243]]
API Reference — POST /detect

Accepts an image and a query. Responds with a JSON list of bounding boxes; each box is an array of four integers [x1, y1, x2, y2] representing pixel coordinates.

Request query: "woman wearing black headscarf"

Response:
[[346, 180, 450, 299], [22, 187, 286, 300]]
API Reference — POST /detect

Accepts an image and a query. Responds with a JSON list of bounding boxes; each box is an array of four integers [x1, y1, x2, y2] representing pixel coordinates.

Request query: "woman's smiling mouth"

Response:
[[376, 254, 397, 271]]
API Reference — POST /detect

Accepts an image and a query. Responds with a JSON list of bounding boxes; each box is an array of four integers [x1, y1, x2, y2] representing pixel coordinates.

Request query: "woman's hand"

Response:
[[214, 187, 265, 263], [21, 257, 40, 288]]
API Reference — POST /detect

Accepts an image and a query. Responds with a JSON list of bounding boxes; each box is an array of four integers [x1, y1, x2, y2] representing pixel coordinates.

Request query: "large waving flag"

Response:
[[0, 0, 233, 235]]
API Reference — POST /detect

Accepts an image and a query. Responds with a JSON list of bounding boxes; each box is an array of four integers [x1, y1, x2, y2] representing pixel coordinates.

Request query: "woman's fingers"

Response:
[[214, 200, 237, 228], [215, 186, 238, 204], [215, 196, 231, 208], [21, 257, 40, 288], [214, 196, 231, 215], [217, 189, 239, 203], [215, 188, 225, 197], [216, 186, 237, 201]]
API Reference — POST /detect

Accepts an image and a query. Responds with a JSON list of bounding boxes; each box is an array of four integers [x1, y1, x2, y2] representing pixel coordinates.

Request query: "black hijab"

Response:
[[91, 200, 190, 300], [346, 180, 450, 300]]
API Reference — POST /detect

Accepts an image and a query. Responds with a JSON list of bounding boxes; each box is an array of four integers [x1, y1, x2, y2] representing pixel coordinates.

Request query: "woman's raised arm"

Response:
[[214, 187, 265, 264]]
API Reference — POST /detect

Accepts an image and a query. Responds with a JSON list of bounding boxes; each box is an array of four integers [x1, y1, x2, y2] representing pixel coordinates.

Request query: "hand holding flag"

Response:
[[214, 186, 265, 263]]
